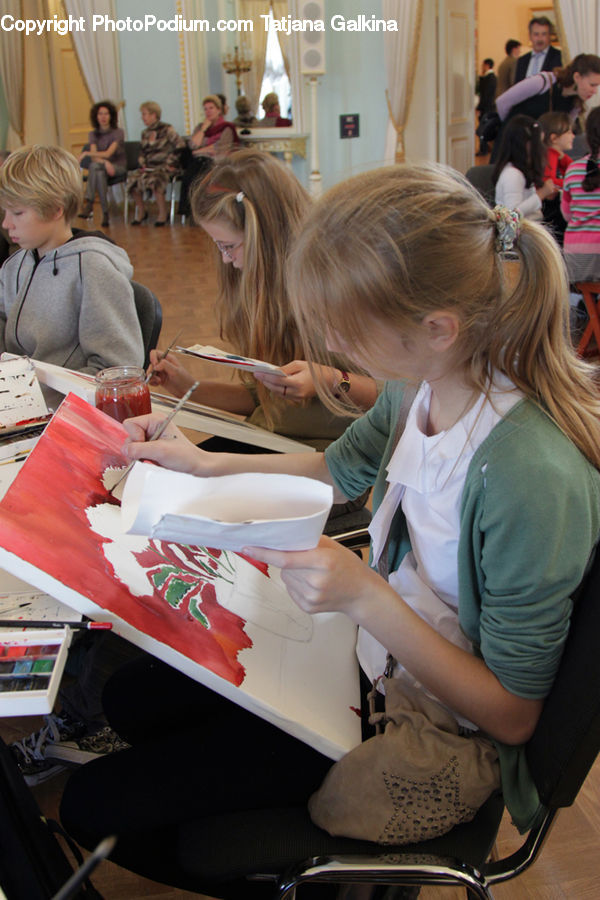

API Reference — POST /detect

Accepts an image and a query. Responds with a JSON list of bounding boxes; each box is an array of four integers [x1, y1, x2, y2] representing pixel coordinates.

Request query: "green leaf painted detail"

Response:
[[151, 565, 179, 589], [188, 595, 209, 628], [164, 578, 195, 607]]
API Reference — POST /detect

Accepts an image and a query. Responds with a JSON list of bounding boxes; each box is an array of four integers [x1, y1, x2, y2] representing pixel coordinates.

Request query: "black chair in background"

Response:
[[118, 141, 142, 223], [465, 164, 495, 207], [131, 281, 162, 370], [173, 545, 600, 898]]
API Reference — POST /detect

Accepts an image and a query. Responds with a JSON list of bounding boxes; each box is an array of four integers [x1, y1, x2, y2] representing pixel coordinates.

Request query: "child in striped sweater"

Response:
[[561, 106, 600, 281]]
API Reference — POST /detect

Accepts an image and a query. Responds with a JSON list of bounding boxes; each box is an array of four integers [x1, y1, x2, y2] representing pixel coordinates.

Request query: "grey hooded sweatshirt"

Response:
[[0, 230, 144, 374]]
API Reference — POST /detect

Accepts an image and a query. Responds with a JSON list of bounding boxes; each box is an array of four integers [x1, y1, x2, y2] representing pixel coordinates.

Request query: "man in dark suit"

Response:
[[514, 16, 562, 83], [476, 59, 497, 156]]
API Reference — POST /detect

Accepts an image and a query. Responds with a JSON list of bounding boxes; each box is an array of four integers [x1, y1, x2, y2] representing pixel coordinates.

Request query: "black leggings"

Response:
[[59, 655, 334, 896]]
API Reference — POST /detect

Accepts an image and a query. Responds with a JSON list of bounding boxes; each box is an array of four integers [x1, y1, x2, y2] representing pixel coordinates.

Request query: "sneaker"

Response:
[[45, 724, 130, 765], [10, 712, 87, 786]]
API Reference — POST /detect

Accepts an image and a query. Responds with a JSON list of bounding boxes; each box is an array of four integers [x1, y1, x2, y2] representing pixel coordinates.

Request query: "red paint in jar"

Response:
[[95, 366, 151, 423]]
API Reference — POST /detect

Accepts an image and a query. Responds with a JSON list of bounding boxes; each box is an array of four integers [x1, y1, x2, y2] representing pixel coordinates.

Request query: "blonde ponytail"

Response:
[[489, 218, 600, 467]]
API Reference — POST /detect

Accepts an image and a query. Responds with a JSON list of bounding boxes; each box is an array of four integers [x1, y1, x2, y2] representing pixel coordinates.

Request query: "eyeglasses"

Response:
[[213, 239, 243, 261]]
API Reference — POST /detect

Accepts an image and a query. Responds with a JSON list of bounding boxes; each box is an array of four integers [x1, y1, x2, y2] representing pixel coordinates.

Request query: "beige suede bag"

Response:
[[308, 675, 500, 844]]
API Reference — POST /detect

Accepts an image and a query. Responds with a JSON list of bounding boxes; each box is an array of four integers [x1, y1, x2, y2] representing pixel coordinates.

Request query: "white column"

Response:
[[308, 76, 322, 198]]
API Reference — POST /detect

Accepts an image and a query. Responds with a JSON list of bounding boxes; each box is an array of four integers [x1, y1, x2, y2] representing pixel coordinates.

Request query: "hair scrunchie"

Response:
[[492, 205, 522, 253]]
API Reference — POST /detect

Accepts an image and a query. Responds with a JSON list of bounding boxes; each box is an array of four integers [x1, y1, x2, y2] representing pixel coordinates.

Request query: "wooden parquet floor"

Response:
[[0, 205, 599, 898]]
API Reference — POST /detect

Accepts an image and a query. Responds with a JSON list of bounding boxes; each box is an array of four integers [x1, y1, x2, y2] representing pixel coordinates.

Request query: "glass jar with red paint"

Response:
[[94, 366, 151, 423]]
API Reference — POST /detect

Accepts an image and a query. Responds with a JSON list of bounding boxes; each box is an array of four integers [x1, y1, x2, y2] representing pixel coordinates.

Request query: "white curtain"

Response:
[[383, 0, 423, 164], [555, 1, 600, 112], [0, 0, 24, 148], [555, 0, 600, 59], [63, 0, 124, 122], [271, 0, 290, 79], [238, 0, 271, 114]]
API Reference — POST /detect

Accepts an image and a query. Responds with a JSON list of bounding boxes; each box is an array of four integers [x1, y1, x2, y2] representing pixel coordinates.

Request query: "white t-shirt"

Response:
[[495, 163, 542, 220], [360, 376, 523, 724]]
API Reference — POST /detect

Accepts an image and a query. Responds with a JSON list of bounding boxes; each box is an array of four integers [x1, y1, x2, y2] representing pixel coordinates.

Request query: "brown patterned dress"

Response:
[[128, 121, 185, 195]]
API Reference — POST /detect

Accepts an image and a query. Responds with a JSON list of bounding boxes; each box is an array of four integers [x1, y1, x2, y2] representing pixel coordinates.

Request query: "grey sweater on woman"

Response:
[[0, 230, 144, 374]]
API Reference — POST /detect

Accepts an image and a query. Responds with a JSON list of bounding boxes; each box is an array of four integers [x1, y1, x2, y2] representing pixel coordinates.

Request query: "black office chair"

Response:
[[465, 164, 495, 207], [174, 546, 600, 899], [131, 281, 163, 370]]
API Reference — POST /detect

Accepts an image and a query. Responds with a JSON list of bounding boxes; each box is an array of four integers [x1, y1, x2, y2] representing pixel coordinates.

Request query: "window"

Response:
[[258, 8, 292, 121]]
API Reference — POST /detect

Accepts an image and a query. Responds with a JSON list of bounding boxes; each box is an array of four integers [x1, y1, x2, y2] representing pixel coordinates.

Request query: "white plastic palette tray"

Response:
[[0, 627, 72, 716]]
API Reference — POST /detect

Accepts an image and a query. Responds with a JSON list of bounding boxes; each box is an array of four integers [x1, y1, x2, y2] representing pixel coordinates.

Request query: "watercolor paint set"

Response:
[[0, 628, 72, 715]]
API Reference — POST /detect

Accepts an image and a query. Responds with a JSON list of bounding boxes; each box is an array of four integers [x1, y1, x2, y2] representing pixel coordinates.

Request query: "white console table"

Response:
[[239, 129, 308, 169]]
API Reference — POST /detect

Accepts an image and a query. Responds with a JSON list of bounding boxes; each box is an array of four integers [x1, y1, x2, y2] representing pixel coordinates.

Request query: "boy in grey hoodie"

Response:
[[0, 145, 144, 383], [0, 147, 146, 782]]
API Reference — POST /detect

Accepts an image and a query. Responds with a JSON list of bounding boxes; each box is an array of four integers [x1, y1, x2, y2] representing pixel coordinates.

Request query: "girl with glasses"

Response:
[[148, 149, 378, 451]]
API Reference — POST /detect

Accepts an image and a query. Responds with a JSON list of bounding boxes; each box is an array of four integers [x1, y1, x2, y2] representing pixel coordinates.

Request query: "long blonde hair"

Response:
[[287, 163, 600, 468], [190, 149, 311, 425]]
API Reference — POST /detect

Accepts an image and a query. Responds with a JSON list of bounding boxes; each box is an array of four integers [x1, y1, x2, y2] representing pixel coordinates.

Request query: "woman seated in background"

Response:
[[492, 114, 557, 219], [562, 106, 600, 282], [150, 149, 378, 461], [128, 101, 184, 227], [78, 101, 125, 228], [178, 95, 239, 219], [492, 53, 600, 162], [233, 95, 258, 129], [257, 91, 292, 127], [538, 110, 574, 246]]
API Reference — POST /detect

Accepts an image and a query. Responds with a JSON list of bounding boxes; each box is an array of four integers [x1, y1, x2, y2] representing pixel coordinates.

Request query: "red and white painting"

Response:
[[0, 393, 360, 758]]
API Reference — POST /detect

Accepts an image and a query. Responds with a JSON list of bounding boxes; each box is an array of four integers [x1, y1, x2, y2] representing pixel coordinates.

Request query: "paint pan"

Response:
[[0, 628, 72, 715]]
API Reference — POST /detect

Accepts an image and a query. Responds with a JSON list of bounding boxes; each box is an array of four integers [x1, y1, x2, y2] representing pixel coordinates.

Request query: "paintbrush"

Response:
[[144, 328, 184, 383], [0, 620, 113, 630], [109, 380, 200, 496]]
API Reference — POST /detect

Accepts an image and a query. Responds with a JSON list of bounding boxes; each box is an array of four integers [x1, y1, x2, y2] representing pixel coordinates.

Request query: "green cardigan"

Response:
[[324, 380, 600, 831]]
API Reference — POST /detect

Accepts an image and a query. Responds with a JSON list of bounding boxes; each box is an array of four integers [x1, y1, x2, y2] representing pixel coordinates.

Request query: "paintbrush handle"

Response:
[[144, 328, 184, 383], [110, 381, 200, 494], [0, 620, 112, 629], [148, 381, 200, 441]]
